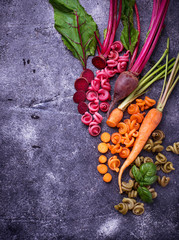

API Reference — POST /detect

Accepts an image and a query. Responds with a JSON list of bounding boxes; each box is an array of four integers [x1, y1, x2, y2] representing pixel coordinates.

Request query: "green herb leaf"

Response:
[[120, 0, 139, 54], [103, 28, 107, 40], [49, 0, 99, 69], [132, 165, 143, 182], [140, 162, 157, 177], [137, 186, 153, 203], [140, 175, 158, 187]]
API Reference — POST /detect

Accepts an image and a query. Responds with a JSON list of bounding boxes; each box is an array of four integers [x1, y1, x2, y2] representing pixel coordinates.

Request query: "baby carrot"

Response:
[[99, 155, 107, 164], [101, 132, 111, 143], [106, 108, 124, 127], [97, 164, 108, 175], [98, 142, 108, 153], [103, 173, 112, 183]]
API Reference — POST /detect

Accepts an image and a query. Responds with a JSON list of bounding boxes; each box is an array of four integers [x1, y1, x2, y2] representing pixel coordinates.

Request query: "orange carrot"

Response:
[[117, 122, 128, 135], [99, 155, 107, 164], [118, 108, 163, 193], [101, 132, 111, 143], [106, 108, 124, 127], [97, 164, 108, 175], [98, 142, 108, 153], [108, 156, 120, 172], [127, 104, 140, 114], [103, 173, 112, 183]]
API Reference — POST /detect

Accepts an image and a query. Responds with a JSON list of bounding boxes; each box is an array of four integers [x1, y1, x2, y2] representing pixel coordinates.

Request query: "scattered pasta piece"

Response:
[[166, 142, 179, 154], [158, 176, 170, 187]]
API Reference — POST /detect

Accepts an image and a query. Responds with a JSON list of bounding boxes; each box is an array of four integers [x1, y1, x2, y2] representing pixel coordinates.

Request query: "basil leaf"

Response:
[[140, 163, 157, 177], [132, 165, 143, 182], [140, 175, 158, 187], [137, 186, 153, 203], [120, 0, 139, 54], [49, 0, 99, 68]]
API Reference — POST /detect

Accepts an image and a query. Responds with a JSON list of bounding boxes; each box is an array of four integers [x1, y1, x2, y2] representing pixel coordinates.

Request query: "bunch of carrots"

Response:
[[97, 96, 156, 183]]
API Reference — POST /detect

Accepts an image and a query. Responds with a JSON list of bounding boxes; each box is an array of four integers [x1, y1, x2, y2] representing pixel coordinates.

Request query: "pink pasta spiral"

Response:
[[111, 41, 124, 53], [99, 102, 110, 112], [117, 50, 130, 73], [93, 112, 103, 123], [95, 70, 109, 81], [81, 112, 92, 125], [101, 79, 111, 91], [98, 89, 110, 101], [88, 99, 100, 114], [106, 59, 118, 68], [88, 124, 101, 137], [86, 90, 98, 101], [88, 79, 100, 91], [108, 50, 119, 61], [104, 66, 118, 78]]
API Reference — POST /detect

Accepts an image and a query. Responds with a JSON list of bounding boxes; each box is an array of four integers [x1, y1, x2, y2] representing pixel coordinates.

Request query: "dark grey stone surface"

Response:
[[0, 0, 179, 239]]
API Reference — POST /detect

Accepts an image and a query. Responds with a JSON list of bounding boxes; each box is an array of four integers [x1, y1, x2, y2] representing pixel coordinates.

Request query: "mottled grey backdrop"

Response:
[[0, 0, 179, 239]]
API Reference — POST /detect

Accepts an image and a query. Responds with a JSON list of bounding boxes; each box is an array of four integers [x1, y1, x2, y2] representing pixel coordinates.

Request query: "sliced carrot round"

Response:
[[103, 173, 112, 183], [101, 132, 111, 143], [99, 155, 107, 164], [97, 164, 108, 174], [98, 142, 108, 153]]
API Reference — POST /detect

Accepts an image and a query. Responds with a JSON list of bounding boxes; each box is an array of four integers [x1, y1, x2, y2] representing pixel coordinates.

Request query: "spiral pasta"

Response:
[[129, 168, 134, 179], [134, 156, 144, 167], [122, 198, 136, 210], [143, 138, 164, 152], [161, 161, 175, 173], [143, 157, 153, 163], [148, 188, 157, 199], [166, 142, 179, 154], [155, 153, 167, 164], [121, 179, 134, 192], [132, 203, 145, 215], [128, 190, 138, 198], [158, 176, 170, 187], [152, 130, 165, 141], [114, 203, 129, 215]]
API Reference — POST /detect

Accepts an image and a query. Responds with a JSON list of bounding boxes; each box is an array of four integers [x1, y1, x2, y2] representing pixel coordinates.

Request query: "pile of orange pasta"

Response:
[[97, 96, 156, 182]]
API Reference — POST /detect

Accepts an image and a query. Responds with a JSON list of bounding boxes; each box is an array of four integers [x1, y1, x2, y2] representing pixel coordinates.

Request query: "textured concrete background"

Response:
[[0, 0, 179, 239]]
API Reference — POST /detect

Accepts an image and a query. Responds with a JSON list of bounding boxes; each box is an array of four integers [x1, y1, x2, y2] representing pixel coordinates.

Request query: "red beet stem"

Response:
[[104, 0, 118, 58], [137, 0, 169, 74], [94, 31, 103, 54], [116, 0, 122, 31], [101, 0, 114, 54], [131, 0, 169, 75], [128, 3, 141, 70]]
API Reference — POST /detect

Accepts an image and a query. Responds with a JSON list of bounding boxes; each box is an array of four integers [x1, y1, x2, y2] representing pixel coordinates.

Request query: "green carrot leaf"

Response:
[[49, 0, 99, 69], [137, 186, 153, 203], [120, 0, 139, 54]]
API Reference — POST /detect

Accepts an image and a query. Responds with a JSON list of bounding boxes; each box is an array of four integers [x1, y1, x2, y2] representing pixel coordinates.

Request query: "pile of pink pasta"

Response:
[[73, 41, 130, 136]]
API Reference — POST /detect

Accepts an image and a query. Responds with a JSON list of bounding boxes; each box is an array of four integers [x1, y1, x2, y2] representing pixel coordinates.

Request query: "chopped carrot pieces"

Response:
[[97, 164, 108, 174], [103, 173, 112, 183], [98, 155, 107, 164], [119, 147, 130, 158], [100, 132, 111, 143], [98, 142, 108, 153]]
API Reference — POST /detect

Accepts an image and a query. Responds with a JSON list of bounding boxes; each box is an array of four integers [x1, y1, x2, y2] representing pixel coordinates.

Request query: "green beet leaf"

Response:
[[137, 186, 153, 203], [140, 162, 157, 177], [120, 0, 139, 54], [49, 0, 99, 69], [132, 165, 143, 183]]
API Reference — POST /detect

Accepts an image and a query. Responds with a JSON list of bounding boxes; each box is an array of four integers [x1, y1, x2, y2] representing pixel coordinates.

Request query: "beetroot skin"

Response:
[[108, 71, 138, 115]]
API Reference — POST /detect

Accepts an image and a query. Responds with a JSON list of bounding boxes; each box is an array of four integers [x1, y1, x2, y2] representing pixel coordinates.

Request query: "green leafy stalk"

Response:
[[49, 0, 99, 69], [120, 0, 139, 54]]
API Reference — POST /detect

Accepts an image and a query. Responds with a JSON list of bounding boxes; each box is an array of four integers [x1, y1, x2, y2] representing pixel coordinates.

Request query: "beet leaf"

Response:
[[120, 0, 139, 55], [49, 0, 99, 69]]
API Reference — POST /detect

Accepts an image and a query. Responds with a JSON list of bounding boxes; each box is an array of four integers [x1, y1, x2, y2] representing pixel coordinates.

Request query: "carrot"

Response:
[[101, 132, 111, 143], [103, 173, 112, 183], [127, 104, 140, 114], [108, 156, 120, 172], [99, 155, 107, 164], [98, 142, 108, 153], [97, 164, 108, 175], [106, 108, 123, 127], [118, 108, 162, 193]]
